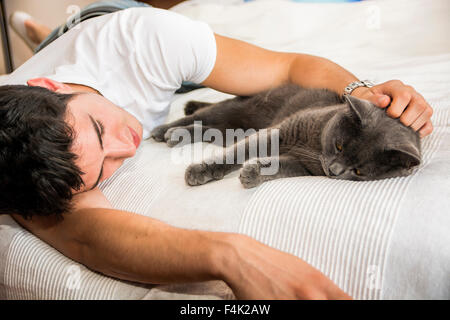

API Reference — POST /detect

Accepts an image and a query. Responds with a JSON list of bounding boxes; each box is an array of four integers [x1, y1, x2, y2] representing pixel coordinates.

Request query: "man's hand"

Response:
[[351, 80, 434, 138], [218, 234, 351, 300]]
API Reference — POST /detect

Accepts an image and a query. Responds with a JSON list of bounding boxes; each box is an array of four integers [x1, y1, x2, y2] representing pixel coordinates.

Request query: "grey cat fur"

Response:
[[151, 84, 421, 188]]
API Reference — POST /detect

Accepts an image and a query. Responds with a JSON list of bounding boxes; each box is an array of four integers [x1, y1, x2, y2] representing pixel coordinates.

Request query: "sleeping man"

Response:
[[0, 7, 433, 299]]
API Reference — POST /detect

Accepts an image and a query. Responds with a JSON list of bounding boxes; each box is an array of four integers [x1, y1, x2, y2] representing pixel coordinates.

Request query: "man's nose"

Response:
[[328, 162, 345, 176], [104, 134, 135, 159]]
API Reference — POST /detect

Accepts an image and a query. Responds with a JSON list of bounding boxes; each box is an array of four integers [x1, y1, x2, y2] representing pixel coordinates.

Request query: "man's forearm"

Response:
[[287, 53, 358, 94], [14, 208, 230, 284], [13, 208, 350, 299], [68, 208, 349, 299], [78, 209, 233, 283]]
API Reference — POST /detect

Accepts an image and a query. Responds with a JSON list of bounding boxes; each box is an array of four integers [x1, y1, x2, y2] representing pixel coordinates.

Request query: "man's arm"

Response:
[[13, 206, 221, 284], [202, 34, 433, 137], [202, 34, 357, 96], [12, 189, 349, 299]]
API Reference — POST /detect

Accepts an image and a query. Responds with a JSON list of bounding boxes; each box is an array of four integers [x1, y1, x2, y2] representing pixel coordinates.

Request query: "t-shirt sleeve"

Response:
[[126, 8, 217, 88]]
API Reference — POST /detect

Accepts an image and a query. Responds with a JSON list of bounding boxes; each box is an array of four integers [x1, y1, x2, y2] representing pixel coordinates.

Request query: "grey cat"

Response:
[[151, 84, 421, 188]]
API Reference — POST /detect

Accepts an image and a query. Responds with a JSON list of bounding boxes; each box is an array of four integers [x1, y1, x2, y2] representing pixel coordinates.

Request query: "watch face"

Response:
[[344, 80, 375, 95], [362, 80, 375, 87]]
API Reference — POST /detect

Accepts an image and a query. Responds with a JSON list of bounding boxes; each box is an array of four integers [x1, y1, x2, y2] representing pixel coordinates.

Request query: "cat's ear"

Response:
[[344, 95, 373, 126], [385, 143, 421, 169]]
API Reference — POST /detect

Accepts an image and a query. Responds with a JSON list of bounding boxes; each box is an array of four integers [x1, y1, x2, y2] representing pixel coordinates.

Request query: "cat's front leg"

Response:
[[185, 162, 239, 186], [164, 123, 213, 147], [150, 124, 170, 142], [239, 155, 310, 188], [239, 157, 276, 188], [185, 131, 275, 186], [150, 115, 196, 142], [185, 134, 254, 186]]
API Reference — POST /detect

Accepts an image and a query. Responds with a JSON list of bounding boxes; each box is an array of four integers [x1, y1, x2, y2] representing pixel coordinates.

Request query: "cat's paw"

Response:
[[185, 163, 225, 186], [164, 127, 183, 147], [239, 161, 263, 189], [150, 125, 169, 142], [185, 163, 214, 186]]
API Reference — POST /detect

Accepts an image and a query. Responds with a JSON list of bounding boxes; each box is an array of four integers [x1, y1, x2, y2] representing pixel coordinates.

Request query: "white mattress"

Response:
[[1, 0, 449, 300]]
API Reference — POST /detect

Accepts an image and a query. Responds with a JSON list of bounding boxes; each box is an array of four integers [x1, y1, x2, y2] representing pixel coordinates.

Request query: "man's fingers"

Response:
[[326, 282, 353, 300], [418, 120, 433, 138], [366, 93, 391, 108], [399, 96, 429, 127], [377, 95, 391, 108], [385, 90, 411, 119], [367, 80, 434, 137], [370, 80, 412, 118], [411, 106, 433, 131]]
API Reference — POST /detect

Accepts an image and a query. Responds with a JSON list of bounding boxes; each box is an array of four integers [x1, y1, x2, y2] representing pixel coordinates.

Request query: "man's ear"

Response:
[[27, 78, 75, 94]]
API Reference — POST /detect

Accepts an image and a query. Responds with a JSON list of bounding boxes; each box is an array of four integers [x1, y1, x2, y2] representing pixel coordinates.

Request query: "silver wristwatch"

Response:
[[343, 80, 375, 95]]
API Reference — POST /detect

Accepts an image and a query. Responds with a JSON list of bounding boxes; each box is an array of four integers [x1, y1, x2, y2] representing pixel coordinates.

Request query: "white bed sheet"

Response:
[[1, 0, 449, 300]]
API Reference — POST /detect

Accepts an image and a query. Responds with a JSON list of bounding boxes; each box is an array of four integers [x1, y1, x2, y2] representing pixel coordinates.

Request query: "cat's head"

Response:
[[320, 95, 421, 181]]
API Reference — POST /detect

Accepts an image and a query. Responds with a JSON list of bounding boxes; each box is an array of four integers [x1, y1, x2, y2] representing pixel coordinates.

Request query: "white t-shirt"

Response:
[[2, 8, 217, 138]]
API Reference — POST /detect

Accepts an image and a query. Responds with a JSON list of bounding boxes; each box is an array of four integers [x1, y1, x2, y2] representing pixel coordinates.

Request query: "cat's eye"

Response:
[[336, 142, 343, 152], [353, 168, 361, 176]]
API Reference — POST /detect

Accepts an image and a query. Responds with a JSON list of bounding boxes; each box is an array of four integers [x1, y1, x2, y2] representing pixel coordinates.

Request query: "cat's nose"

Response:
[[328, 162, 345, 176]]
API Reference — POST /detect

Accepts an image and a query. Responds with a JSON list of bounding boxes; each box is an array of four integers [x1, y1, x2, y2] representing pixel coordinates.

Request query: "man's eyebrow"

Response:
[[88, 114, 104, 190]]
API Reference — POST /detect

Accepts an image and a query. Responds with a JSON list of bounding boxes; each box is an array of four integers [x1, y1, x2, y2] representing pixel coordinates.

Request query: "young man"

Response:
[[0, 7, 432, 299]]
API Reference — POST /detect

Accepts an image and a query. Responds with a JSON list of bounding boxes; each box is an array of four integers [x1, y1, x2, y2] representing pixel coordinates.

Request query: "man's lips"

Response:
[[128, 126, 141, 148]]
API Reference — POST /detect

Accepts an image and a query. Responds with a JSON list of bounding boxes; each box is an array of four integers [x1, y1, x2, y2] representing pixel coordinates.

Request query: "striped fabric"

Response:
[[2, 88, 448, 300], [1, 0, 449, 300], [239, 124, 445, 299], [4, 230, 144, 299]]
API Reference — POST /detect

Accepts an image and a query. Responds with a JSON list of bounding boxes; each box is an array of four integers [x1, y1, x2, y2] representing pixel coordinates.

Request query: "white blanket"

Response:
[[1, 0, 449, 300]]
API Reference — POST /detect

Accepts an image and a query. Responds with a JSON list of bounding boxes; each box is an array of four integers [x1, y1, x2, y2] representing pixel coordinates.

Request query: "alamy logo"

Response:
[[168, 121, 280, 175], [366, 265, 382, 290], [366, 5, 381, 30], [62, 5, 82, 35], [65, 265, 81, 290]]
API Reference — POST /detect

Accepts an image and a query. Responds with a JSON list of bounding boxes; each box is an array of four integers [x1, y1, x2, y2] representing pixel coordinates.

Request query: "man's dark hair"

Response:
[[0, 85, 84, 219]]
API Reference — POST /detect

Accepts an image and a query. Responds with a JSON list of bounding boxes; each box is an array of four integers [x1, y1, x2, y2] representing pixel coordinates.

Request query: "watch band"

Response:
[[343, 80, 375, 96]]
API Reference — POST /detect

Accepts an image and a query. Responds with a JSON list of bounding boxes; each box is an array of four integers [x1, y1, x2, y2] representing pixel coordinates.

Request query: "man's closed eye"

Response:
[[89, 115, 105, 190]]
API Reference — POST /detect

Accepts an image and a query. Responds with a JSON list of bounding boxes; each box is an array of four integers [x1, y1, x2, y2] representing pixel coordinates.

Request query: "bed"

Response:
[[0, 0, 449, 300]]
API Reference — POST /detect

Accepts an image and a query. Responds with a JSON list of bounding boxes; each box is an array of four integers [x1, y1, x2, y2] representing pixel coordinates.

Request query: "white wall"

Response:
[[1, 0, 96, 74]]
